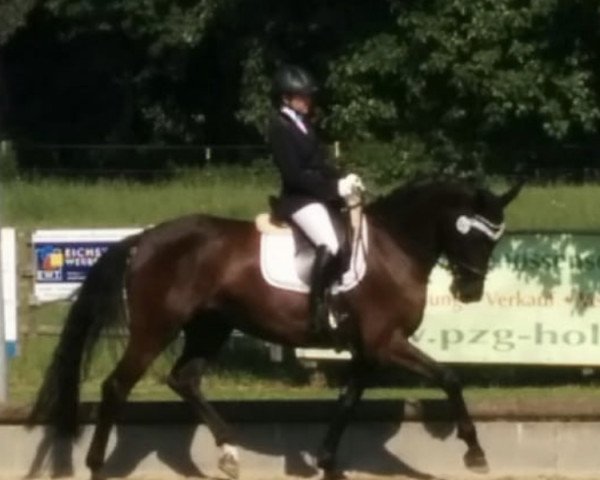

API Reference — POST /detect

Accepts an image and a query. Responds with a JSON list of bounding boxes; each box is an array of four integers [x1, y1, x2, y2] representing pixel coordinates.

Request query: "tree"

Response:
[[34, 0, 234, 143], [0, 0, 37, 45], [7, 0, 390, 144], [327, 0, 600, 175], [0, 0, 37, 140], [3, 0, 600, 180]]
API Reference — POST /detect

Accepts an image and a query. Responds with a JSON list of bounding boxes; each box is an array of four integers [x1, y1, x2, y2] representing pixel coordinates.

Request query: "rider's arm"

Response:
[[270, 120, 340, 201]]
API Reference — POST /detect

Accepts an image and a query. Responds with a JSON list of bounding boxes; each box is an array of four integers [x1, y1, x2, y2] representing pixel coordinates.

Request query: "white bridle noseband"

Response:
[[455, 215, 505, 241]]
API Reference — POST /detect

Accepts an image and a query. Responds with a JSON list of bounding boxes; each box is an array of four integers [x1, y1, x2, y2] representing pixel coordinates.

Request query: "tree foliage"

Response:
[[2, 0, 600, 175], [0, 0, 36, 45], [328, 0, 600, 174]]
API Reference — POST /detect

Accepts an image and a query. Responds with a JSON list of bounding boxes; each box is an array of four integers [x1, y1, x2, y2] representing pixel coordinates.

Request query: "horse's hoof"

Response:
[[218, 452, 240, 479], [464, 448, 489, 474], [299, 451, 320, 473], [89, 471, 105, 480], [323, 469, 348, 480], [86, 461, 104, 480]]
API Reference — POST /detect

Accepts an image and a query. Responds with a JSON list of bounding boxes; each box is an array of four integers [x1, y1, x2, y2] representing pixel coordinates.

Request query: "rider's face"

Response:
[[285, 94, 312, 115]]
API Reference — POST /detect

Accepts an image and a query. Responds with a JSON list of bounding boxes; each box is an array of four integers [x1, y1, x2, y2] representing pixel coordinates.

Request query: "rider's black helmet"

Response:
[[272, 65, 318, 102]]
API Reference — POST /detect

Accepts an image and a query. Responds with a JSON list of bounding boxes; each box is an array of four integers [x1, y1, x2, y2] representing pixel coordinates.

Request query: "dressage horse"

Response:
[[30, 178, 522, 480]]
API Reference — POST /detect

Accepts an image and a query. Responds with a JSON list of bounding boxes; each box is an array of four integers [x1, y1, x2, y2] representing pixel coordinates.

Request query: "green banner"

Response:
[[415, 232, 600, 365]]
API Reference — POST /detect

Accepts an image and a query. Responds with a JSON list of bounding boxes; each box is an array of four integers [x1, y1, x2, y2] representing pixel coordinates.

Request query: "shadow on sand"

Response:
[[25, 400, 454, 480]]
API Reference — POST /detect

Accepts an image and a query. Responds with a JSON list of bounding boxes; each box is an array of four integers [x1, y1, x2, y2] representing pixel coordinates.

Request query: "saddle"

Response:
[[255, 213, 290, 235], [257, 196, 352, 267], [255, 196, 368, 294]]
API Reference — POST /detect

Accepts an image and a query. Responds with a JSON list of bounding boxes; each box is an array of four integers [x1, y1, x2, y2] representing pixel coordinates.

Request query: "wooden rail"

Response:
[[4, 397, 600, 425]]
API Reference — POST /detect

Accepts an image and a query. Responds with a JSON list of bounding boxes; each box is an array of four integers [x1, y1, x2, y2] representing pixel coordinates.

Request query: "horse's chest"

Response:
[[395, 286, 427, 336], [355, 274, 426, 344], [380, 262, 428, 333]]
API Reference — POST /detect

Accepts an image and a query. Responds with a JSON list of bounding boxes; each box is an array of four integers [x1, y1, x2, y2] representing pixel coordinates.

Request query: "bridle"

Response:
[[346, 193, 505, 282], [448, 258, 489, 279], [438, 256, 488, 280], [443, 213, 506, 280], [455, 214, 505, 241]]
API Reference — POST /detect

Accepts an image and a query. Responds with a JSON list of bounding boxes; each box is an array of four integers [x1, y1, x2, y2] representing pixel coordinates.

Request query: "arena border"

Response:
[[3, 397, 600, 424], [2, 399, 600, 478]]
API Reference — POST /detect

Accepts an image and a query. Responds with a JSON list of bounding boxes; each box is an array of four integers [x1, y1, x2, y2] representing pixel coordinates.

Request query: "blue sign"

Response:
[[6, 341, 17, 358], [33, 229, 141, 302], [35, 242, 112, 283]]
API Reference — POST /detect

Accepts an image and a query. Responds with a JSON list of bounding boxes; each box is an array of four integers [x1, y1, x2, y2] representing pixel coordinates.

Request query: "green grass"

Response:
[[10, 337, 600, 405], [505, 184, 600, 231], [2, 167, 277, 228], [2, 168, 600, 230]]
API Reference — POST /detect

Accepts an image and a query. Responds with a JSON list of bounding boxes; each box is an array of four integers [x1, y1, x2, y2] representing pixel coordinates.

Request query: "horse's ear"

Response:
[[498, 180, 525, 207]]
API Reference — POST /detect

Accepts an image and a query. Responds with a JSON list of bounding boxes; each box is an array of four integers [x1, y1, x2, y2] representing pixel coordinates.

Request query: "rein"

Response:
[[343, 190, 367, 274]]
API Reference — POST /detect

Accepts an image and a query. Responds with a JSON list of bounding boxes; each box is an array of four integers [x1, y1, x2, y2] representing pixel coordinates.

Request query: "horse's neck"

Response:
[[367, 204, 441, 276]]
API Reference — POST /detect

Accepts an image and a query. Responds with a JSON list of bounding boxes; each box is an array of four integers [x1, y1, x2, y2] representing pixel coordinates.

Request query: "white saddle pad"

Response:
[[260, 220, 368, 294]]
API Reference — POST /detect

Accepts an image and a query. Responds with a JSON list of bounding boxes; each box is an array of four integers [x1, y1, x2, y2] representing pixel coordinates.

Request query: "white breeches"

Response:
[[291, 203, 340, 255]]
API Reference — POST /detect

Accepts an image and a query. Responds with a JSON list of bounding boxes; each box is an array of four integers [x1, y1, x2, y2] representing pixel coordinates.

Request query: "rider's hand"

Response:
[[346, 173, 365, 193], [338, 173, 365, 198]]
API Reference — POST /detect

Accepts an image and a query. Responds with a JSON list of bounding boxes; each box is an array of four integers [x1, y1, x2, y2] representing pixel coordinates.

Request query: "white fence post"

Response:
[[205, 147, 212, 166], [0, 141, 6, 401], [0, 231, 8, 403]]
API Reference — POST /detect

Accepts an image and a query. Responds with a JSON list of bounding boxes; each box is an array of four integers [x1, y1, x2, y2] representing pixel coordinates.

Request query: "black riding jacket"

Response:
[[268, 109, 343, 219]]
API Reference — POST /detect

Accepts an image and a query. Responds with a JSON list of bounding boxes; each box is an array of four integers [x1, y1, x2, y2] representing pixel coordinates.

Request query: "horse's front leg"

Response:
[[380, 330, 489, 473], [317, 358, 368, 480]]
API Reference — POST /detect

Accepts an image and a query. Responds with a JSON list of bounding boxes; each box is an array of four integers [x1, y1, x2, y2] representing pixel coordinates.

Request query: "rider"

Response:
[[268, 64, 364, 340]]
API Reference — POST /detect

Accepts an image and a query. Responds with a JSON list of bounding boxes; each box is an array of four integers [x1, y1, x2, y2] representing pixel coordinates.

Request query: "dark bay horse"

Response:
[[30, 179, 522, 480]]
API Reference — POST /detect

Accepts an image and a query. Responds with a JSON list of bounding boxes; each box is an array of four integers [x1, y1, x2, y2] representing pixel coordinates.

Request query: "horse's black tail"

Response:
[[28, 236, 137, 438]]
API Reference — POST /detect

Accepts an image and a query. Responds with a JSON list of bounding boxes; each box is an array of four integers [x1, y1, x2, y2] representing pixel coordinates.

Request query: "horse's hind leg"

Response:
[[381, 331, 488, 473], [166, 314, 237, 478], [86, 335, 169, 478]]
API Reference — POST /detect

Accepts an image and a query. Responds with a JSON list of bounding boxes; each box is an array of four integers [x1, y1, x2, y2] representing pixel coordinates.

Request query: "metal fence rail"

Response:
[[3, 142, 600, 182]]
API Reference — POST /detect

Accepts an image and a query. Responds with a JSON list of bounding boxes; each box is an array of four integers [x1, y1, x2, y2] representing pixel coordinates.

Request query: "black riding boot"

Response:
[[308, 246, 339, 341]]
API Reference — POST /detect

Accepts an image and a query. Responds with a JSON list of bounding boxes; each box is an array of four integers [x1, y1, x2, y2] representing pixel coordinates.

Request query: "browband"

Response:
[[455, 214, 505, 241]]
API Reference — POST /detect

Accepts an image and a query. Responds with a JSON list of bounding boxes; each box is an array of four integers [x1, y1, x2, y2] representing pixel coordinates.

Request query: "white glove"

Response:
[[337, 173, 365, 198]]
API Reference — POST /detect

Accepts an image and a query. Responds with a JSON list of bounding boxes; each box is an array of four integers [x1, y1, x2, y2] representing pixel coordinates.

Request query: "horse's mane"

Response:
[[367, 175, 478, 216]]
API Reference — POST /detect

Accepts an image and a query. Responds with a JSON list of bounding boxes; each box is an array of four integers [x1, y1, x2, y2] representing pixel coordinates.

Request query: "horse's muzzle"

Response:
[[450, 278, 484, 303]]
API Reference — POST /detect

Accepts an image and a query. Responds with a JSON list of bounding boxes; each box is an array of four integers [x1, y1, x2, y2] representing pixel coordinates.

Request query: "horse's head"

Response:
[[440, 182, 522, 303]]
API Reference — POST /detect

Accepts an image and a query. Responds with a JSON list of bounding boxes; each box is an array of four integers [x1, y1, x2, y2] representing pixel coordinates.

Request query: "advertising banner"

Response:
[[33, 229, 141, 302], [416, 232, 600, 365]]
